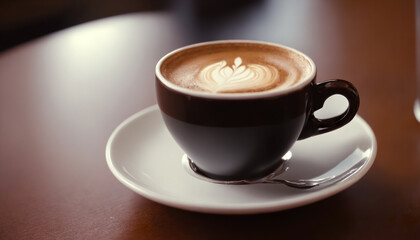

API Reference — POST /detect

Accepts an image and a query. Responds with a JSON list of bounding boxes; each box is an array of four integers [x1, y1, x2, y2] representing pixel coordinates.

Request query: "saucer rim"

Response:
[[106, 105, 377, 214]]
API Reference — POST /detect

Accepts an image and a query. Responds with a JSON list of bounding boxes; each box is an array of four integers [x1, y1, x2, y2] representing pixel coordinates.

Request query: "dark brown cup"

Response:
[[156, 40, 359, 181]]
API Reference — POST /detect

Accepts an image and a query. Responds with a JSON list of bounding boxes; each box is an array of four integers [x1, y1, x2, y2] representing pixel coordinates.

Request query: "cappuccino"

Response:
[[156, 40, 359, 180], [160, 42, 312, 93]]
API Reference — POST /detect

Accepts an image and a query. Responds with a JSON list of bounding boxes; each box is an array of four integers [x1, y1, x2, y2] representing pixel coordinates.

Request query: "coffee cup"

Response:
[[156, 40, 359, 181]]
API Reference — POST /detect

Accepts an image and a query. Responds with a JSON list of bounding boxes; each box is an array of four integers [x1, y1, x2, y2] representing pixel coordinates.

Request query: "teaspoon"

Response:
[[182, 151, 367, 189]]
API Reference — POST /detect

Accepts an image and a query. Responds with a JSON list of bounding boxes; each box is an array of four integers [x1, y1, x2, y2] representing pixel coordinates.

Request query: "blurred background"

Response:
[[0, 0, 171, 52], [1, 0, 273, 52], [0, 0, 415, 119]]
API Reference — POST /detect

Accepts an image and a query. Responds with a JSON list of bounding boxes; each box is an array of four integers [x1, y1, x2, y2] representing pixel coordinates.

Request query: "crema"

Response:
[[160, 42, 312, 93]]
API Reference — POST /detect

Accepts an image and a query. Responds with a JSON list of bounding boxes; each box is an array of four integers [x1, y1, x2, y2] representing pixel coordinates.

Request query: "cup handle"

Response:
[[298, 79, 360, 140]]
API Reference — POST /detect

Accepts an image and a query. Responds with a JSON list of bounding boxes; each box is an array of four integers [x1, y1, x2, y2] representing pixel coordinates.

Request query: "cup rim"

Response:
[[155, 40, 317, 100]]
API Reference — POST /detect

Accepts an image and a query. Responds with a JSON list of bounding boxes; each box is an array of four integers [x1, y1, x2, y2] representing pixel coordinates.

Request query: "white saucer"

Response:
[[106, 105, 377, 214]]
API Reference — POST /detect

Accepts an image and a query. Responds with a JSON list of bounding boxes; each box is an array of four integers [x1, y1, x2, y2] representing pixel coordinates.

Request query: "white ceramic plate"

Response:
[[106, 105, 376, 214]]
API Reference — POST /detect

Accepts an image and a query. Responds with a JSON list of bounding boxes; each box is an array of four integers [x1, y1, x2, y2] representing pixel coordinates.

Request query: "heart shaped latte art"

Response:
[[197, 57, 279, 93]]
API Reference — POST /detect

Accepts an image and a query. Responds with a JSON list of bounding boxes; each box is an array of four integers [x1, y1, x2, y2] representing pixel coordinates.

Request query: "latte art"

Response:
[[160, 42, 313, 94], [197, 57, 279, 93]]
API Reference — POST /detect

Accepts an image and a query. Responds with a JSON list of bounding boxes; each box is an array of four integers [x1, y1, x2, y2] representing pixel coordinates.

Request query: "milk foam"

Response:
[[160, 42, 313, 94], [197, 57, 279, 93]]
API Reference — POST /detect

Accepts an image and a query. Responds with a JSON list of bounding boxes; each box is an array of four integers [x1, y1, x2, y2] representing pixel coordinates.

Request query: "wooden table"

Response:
[[1, 1, 419, 239]]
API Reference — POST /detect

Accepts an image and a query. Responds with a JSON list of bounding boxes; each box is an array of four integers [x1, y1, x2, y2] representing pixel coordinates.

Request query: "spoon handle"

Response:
[[266, 157, 367, 189]]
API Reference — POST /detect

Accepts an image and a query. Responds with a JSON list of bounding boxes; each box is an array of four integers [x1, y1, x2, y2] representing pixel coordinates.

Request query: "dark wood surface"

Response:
[[1, 1, 419, 239]]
